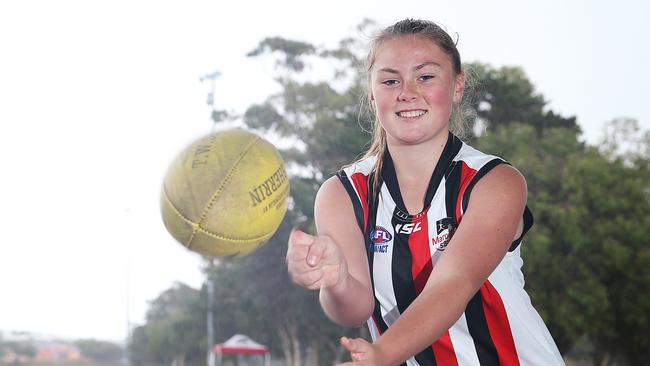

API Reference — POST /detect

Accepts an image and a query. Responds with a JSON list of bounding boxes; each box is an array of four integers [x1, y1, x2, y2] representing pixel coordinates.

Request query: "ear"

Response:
[[453, 71, 465, 104]]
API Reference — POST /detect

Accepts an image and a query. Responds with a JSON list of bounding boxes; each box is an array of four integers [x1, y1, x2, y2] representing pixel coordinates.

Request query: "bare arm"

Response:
[[286, 176, 374, 326], [340, 164, 527, 365]]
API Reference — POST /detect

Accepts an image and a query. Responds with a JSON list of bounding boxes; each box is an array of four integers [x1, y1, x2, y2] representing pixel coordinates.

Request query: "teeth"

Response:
[[398, 110, 426, 118]]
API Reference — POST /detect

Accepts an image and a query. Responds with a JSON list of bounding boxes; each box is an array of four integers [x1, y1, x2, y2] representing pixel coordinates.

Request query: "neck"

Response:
[[388, 132, 449, 182], [386, 132, 450, 214]]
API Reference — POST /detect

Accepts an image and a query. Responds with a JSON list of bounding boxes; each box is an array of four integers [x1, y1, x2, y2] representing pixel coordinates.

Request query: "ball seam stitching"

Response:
[[164, 188, 274, 243], [187, 135, 262, 248]]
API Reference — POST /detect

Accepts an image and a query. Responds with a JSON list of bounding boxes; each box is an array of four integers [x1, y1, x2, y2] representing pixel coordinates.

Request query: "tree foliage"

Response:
[[130, 283, 205, 366], [467, 63, 580, 136], [474, 120, 650, 365]]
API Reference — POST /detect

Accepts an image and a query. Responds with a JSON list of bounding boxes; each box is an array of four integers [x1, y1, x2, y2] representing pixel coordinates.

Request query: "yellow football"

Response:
[[161, 129, 289, 257]]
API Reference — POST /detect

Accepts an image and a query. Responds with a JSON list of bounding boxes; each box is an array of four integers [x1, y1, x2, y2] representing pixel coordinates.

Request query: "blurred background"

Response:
[[1, 1, 648, 365]]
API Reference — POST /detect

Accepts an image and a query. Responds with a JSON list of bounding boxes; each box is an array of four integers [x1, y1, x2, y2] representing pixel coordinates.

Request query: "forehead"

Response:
[[373, 35, 452, 70]]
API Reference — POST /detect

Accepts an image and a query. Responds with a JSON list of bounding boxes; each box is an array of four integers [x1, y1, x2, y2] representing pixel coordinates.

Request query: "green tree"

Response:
[[475, 120, 650, 365], [572, 118, 650, 365], [130, 283, 205, 366], [467, 63, 580, 136]]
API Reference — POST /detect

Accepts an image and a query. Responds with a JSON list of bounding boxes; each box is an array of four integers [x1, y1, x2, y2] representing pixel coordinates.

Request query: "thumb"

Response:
[[340, 336, 360, 352], [306, 237, 328, 267]]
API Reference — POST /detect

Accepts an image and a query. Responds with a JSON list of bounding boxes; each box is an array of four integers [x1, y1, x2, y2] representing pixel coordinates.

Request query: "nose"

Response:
[[398, 81, 418, 101]]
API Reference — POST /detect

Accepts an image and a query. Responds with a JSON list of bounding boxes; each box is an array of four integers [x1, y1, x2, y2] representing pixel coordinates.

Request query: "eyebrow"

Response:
[[415, 61, 441, 70], [377, 62, 442, 74], [377, 67, 399, 74]]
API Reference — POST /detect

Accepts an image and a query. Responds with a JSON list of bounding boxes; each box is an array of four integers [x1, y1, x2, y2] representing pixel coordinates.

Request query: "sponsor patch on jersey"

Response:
[[369, 226, 392, 253], [436, 217, 454, 234], [433, 217, 456, 251], [370, 226, 392, 243], [395, 221, 422, 235]]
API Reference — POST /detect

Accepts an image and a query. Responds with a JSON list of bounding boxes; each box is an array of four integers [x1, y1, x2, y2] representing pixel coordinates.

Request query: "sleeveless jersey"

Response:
[[336, 133, 564, 366]]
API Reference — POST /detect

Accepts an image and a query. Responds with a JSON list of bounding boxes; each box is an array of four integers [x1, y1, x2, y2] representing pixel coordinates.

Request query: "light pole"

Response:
[[124, 207, 132, 366], [200, 70, 220, 366], [206, 258, 216, 366]]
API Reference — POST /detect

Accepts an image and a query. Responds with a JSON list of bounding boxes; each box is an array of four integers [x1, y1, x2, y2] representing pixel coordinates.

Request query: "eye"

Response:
[[381, 79, 399, 86], [418, 74, 435, 81]]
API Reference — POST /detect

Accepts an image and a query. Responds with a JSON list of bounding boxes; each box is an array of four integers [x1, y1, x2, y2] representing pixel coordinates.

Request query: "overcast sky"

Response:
[[0, 0, 648, 342]]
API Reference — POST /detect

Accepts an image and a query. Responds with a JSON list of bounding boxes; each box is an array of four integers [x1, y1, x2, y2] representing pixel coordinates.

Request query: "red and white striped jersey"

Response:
[[336, 133, 564, 366]]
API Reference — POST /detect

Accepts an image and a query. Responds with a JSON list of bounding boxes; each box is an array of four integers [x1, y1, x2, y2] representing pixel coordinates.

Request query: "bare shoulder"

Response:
[[462, 163, 528, 238], [314, 176, 360, 235], [471, 163, 527, 205], [316, 175, 350, 205]]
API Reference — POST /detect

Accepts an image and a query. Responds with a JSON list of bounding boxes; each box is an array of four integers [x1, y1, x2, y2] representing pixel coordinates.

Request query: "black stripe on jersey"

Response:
[[390, 211, 417, 315], [444, 160, 462, 227], [336, 170, 365, 233], [424, 133, 463, 205], [510, 205, 534, 251], [390, 211, 438, 365], [466, 291, 500, 366], [460, 158, 506, 214], [458, 159, 537, 253], [380, 149, 406, 210]]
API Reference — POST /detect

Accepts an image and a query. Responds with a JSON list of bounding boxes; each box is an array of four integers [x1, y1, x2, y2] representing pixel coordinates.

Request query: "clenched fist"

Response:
[[286, 229, 348, 290]]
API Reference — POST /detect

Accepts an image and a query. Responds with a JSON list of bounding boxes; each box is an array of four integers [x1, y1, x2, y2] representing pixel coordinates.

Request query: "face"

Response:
[[369, 35, 464, 147]]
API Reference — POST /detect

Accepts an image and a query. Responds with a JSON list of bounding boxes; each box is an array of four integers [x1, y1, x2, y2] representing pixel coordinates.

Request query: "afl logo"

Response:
[[370, 226, 392, 243]]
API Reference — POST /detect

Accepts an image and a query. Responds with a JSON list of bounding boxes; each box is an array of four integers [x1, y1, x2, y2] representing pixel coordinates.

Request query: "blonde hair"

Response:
[[358, 19, 473, 197]]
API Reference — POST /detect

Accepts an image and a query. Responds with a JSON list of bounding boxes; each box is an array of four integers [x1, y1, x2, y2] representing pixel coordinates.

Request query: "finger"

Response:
[[317, 234, 342, 266], [341, 337, 368, 353], [306, 237, 328, 267], [340, 336, 356, 352], [286, 230, 315, 262]]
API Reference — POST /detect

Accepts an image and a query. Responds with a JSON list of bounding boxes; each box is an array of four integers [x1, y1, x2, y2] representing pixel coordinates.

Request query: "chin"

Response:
[[388, 132, 430, 146]]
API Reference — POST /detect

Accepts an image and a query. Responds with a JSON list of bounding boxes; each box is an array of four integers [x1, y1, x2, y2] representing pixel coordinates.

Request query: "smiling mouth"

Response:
[[396, 110, 427, 118]]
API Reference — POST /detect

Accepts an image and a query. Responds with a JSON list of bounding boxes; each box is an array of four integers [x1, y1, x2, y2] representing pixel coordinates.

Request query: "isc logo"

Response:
[[395, 222, 422, 235]]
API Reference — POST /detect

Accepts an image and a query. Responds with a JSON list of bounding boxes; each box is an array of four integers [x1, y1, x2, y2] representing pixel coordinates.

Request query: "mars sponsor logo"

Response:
[[249, 166, 288, 207], [433, 217, 455, 251], [369, 226, 392, 253]]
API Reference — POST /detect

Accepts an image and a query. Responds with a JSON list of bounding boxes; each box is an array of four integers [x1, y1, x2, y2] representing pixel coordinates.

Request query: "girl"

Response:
[[286, 19, 564, 366]]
